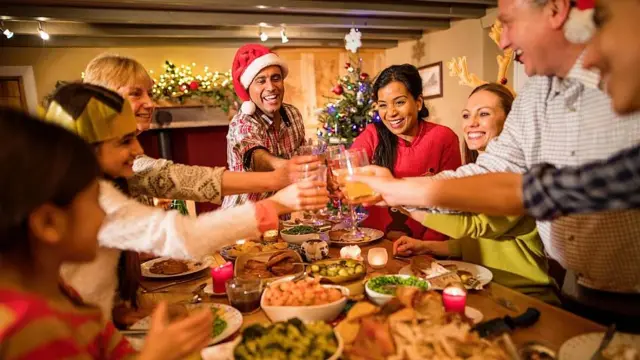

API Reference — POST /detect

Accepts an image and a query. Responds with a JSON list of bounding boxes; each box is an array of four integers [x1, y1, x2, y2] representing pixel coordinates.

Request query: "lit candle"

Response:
[[236, 239, 246, 245], [340, 245, 363, 261], [367, 248, 388, 269], [442, 285, 467, 313], [211, 262, 234, 293]]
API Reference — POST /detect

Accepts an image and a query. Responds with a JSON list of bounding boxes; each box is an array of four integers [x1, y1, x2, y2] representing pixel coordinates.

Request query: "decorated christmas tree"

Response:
[[316, 29, 379, 145], [151, 60, 240, 113]]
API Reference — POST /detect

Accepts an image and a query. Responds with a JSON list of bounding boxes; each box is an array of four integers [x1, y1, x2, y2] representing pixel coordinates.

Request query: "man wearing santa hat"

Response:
[[223, 44, 314, 209], [410, 0, 640, 330]]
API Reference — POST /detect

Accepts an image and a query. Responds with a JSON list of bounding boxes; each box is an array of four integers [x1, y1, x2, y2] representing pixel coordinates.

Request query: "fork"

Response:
[[590, 324, 616, 360]]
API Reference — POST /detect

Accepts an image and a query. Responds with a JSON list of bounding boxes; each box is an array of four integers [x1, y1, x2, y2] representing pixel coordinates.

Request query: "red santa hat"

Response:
[[564, 0, 596, 44], [232, 44, 289, 115]]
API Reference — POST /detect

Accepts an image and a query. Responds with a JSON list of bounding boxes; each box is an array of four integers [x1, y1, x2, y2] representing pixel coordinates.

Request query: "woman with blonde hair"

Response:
[[82, 53, 313, 205]]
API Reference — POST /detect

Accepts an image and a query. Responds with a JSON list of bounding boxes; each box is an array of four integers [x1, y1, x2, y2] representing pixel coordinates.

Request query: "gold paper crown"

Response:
[[447, 20, 516, 96]]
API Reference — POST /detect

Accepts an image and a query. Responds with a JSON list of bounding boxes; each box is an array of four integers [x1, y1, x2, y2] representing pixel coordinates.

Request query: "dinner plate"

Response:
[[140, 257, 212, 279], [126, 303, 243, 351], [328, 227, 384, 246], [219, 242, 302, 262], [558, 332, 640, 360], [398, 260, 493, 289]]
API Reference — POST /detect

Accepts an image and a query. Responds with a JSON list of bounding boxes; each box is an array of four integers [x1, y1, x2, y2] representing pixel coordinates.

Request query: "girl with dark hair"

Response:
[[0, 108, 214, 359], [43, 83, 329, 328], [350, 64, 461, 240]]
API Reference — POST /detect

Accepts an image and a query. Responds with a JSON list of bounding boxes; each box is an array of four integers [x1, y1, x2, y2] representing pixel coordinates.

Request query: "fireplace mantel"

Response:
[[150, 105, 230, 130]]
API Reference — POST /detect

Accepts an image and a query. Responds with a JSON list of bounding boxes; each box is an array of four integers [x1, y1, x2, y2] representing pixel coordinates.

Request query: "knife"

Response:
[[590, 324, 616, 360], [472, 307, 540, 338]]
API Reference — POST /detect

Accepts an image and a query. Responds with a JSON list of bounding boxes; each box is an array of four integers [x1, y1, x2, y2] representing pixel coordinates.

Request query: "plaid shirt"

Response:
[[523, 144, 640, 220], [434, 53, 640, 294], [222, 103, 305, 208]]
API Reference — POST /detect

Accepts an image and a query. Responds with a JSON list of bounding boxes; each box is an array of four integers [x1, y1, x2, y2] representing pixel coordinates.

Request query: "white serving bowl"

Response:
[[260, 276, 349, 323], [365, 274, 430, 306], [280, 230, 322, 245]]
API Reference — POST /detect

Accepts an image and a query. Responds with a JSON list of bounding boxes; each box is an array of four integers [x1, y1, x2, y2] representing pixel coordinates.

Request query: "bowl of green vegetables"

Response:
[[280, 225, 322, 245], [365, 275, 431, 306]]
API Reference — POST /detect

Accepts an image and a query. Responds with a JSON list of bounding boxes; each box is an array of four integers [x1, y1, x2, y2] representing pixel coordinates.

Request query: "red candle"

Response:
[[442, 286, 467, 313], [211, 262, 234, 293]]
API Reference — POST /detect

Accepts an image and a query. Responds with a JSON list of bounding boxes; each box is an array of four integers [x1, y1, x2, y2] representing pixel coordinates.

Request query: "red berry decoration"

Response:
[[500, 78, 508, 85], [344, 62, 351, 69], [189, 80, 199, 90], [360, 73, 369, 81], [332, 84, 344, 95]]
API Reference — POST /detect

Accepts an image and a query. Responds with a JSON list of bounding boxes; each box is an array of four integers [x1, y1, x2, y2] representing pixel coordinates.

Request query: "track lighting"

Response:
[[1, 21, 13, 39], [38, 22, 49, 40]]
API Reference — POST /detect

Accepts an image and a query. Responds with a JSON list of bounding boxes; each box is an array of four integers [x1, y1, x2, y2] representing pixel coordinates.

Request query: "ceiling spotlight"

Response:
[[259, 27, 268, 42], [38, 22, 49, 40], [280, 26, 289, 44], [0, 21, 12, 39]]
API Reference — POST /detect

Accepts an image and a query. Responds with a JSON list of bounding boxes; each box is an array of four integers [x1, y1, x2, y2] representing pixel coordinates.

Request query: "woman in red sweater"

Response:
[[350, 64, 461, 240]]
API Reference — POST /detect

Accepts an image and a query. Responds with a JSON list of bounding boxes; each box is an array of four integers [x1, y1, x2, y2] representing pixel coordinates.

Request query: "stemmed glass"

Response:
[[333, 148, 376, 240], [296, 163, 328, 226], [325, 145, 347, 222]]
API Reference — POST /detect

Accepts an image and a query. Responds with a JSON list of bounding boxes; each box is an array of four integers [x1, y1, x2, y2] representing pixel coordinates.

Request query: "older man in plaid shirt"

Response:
[[223, 45, 311, 209]]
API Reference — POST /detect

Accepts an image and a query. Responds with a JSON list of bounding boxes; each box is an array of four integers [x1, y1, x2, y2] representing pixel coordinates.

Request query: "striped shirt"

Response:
[[0, 285, 136, 360], [523, 144, 640, 220], [223, 103, 305, 208], [434, 53, 640, 294]]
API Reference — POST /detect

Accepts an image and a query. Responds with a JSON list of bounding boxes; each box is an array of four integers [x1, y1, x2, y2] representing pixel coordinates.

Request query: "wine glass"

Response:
[[333, 148, 376, 240], [296, 163, 328, 226], [325, 145, 348, 222]]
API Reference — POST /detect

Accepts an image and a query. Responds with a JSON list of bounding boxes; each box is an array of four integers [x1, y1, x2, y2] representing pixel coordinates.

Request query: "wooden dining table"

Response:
[[139, 239, 605, 353]]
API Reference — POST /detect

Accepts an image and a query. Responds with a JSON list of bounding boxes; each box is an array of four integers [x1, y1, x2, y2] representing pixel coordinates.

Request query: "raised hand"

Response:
[[267, 179, 330, 215], [138, 302, 212, 360]]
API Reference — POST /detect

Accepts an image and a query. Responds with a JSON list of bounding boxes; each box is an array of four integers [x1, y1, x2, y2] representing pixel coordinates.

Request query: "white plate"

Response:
[[329, 227, 385, 246], [126, 303, 243, 351], [141, 257, 212, 279], [465, 306, 483, 324], [398, 260, 493, 289], [558, 332, 640, 360]]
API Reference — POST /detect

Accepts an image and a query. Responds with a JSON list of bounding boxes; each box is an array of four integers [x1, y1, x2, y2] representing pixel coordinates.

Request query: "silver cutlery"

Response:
[[590, 324, 616, 360], [141, 276, 207, 293]]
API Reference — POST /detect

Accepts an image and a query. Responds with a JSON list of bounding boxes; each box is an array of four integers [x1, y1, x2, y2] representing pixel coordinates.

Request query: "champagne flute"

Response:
[[325, 145, 348, 222], [333, 148, 376, 240], [297, 163, 328, 226]]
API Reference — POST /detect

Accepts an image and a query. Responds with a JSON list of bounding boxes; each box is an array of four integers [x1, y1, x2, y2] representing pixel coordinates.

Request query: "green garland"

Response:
[[151, 60, 240, 113]]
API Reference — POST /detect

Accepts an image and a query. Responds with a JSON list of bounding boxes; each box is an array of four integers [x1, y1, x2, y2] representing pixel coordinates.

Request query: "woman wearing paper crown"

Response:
[[223, 44, 315, 209], [44, 83, 329, 327]]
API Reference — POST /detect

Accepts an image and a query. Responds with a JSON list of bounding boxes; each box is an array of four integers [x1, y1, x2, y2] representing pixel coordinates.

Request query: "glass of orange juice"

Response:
[[333, 148, 376, 240]]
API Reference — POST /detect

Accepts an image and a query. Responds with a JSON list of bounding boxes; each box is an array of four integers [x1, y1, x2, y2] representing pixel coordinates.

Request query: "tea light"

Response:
[[442, 285, 467, 313], [211, 262, 234, 294], [340, 245, 363, 261], [236, 239, 246, 245], [367, 248, 388, 269]]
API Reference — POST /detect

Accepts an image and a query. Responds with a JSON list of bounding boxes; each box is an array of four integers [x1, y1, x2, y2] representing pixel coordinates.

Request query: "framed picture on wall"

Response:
[[418, 61, 443, 100]]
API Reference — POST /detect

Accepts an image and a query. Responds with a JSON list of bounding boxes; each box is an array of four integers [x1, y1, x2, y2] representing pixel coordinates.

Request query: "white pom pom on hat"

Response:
[[564, 0, 596, 44], [240, 101, 256, 115]]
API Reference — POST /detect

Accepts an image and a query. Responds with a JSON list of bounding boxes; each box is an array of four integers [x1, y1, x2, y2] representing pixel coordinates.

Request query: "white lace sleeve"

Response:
[[98, 180, 260, 259]]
